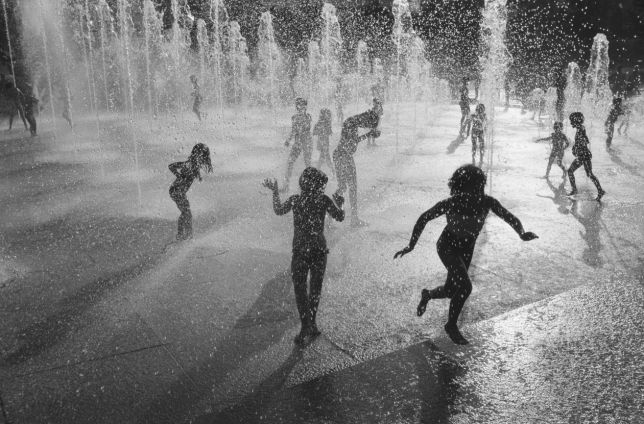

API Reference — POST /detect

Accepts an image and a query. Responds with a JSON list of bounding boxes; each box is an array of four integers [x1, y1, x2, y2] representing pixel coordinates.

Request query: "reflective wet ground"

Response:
[[0, 103, 643, 423]]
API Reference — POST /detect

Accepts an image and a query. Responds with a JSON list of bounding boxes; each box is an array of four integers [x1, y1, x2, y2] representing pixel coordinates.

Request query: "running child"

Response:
[[394, 164, 538, 345], [535, 121, 570, 179], [190, 75, 203, 121], [313, 108, 335, 175], [168, 143, 213, 240], [568, 112, 605, 201], [283, 98, 313, 192], [604, 97, 623, 147], [333, 98, 383, 227], [263, 168, 345, 344]]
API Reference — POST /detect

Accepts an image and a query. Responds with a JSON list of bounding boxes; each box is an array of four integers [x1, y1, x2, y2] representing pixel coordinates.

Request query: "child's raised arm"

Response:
[[489, 197, 538, 241], [394, 200, 449, 259], [169, 161, 183, 177], [262, 178, 293, 215]]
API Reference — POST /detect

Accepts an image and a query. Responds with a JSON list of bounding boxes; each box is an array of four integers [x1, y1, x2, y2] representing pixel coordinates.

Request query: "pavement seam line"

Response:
[[8, 342, 171, 378]]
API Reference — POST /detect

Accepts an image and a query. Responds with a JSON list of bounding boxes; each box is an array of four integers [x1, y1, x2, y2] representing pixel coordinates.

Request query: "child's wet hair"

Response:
[[448, 164, 486, 196], [189, 143, 213, 174], [554, 121, 563, 131], [299, 167, 328, 194], [295, 97, 307, 108], [475, 103, 486, 114], [569, 112, 584, 126]]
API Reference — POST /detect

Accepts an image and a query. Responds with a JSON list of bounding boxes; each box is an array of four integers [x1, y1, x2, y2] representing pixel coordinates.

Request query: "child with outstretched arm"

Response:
[[263, 167, 345, 345], [535, 121, 570, 179], [394, 165, 538, 345]]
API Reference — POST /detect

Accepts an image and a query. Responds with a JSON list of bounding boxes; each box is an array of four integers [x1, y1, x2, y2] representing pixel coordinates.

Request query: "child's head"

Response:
[[295, 97, 307, 112], [190, 75, 197, 84], [189, 143, 213, 173], [299, 167, 328, 195], [553, 121, 563, 132], [448, 164, 486, 196], [319, 108, 332, 123], [569, 112, 584, 128], [612, 97, 623, 106], [475, 103, 486, 115]]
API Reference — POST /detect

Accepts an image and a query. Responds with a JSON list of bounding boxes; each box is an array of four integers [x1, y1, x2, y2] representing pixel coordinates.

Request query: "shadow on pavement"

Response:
[[202, 339, 465, 424], [569, 199, 604, 268], [606, 146, 642, 177], [446, 135, 465, 154], [133, 270, 299, 423], [1, 215, 175, 366], [538, 178, 571, 215]]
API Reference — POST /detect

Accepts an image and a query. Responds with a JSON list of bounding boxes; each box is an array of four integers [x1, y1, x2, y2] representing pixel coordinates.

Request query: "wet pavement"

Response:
[[1, 103, 643, 423]]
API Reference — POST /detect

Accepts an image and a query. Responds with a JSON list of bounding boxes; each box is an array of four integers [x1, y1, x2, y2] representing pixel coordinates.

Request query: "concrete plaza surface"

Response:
[[1, 102, 643, 423]]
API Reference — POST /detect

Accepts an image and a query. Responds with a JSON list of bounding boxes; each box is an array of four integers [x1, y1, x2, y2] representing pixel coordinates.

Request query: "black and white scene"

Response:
[[0, 0, 643, 422]]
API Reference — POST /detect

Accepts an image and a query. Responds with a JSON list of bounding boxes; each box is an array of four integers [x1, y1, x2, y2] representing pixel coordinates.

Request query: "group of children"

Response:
[[281, 97, 383, 227], [166, 77, 622, 347]]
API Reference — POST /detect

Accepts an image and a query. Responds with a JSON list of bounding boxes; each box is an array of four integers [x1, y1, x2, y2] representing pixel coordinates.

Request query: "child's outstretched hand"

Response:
[[520, 231, 538, 241], [332, 193, 344, 207], [262, 178, 278, 192], [394, 246, 413, 259]]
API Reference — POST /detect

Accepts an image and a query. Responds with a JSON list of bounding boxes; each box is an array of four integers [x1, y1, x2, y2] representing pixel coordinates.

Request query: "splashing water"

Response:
[[583, 33, 613, 120], [479, 0, 511, 189]]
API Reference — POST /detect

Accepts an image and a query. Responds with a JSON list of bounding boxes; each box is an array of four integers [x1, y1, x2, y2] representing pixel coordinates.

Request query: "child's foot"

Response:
[[417, 289, 431, 317], [596, 189, 606, 201], [309, 323, 321, 337], [444, 323, 469, 345]]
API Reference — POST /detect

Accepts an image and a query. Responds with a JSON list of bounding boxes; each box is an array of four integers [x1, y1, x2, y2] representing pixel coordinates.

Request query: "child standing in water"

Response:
[[604, 97, 623, 147], [394, 165, 538, 345], [568, 112, 605, 201], [465, 103, 487, 165], [190, 75, 203, 121], [313, 108, 335, 175], [535, 121, 570, 179], [283, 98, 313, 192], [263, 168, 345, 344], [333, 98, 383, 227], [169, 143, 213, 241]]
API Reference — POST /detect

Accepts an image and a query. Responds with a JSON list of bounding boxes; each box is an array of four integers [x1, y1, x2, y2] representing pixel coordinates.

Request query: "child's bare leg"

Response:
[[567, 159, 581, 194], [546, 155, 555, 177], [291, 254, 312, 343], [283, 146, 301, 190], [308, 254, 327, 336], [556, 156, 567, 176]]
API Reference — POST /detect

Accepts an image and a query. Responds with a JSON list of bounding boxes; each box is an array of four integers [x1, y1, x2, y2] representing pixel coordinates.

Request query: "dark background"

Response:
[[2, 0, 643, 95]]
